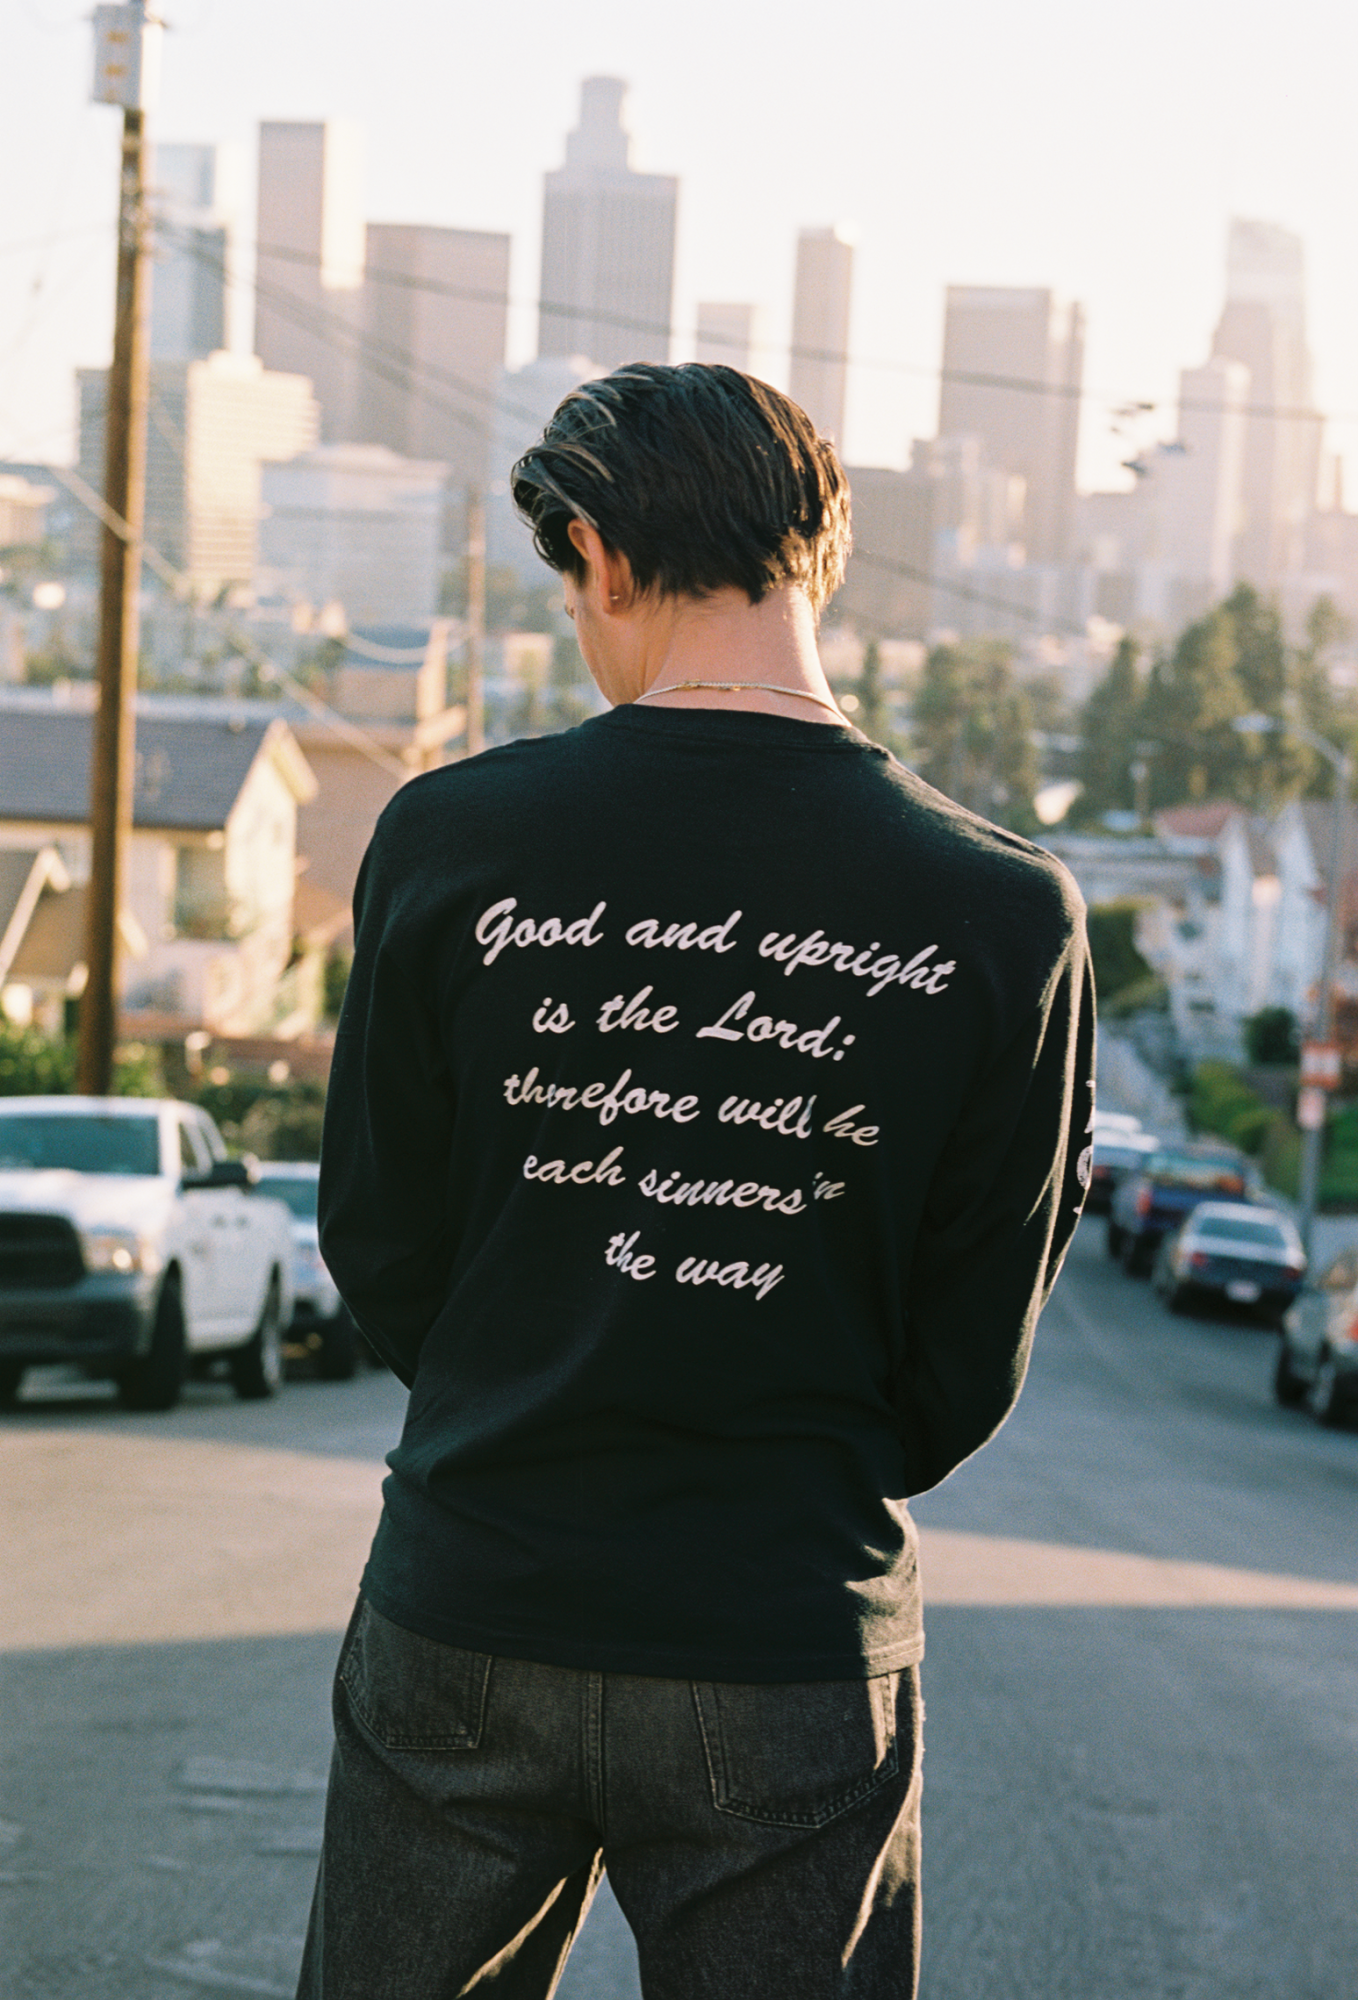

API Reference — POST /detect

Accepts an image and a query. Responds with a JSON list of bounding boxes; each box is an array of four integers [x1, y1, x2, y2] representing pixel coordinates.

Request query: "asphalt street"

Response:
[[3, 1214, 1358, 1998]]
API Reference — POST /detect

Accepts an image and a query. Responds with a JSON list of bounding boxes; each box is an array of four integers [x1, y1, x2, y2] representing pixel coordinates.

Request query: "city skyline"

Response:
[[4, 0, 1358, 500]]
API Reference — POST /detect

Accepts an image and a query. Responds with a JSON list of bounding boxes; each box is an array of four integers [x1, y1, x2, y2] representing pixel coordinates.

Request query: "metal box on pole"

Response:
[[92, 3, 161, 112]]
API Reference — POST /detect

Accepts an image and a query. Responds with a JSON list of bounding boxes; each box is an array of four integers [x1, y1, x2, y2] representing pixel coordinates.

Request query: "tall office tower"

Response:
[[537, 77, 677, 369], [258, 444, 448, 622], [937, 287, 1084, 565], [487, 355, 604, 586], [1155, 357, 1251, 616], [358, 224, 510, 492], [254, 121, 365, 441], [696, 302, 756, 372], [152, 143, 242, 361], [788, 227, 854, 442], [1211, 217, 1322, 588], [77, 353, 318, 592]]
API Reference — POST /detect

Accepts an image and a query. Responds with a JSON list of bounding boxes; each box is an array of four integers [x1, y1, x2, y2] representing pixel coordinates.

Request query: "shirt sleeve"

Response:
[[894, 920, 1095, 1495], [317, 831, 457, 1387]]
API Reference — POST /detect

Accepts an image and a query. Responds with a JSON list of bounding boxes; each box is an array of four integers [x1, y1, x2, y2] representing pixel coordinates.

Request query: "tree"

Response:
[[1221, 585, 1304, 804], [1293, 595, 1352, 797], [1075, 635, 1142, 823], [1138, 607, 1248, 807], [856, 640, 886, 740], [1224, 583, 1286, 712], [546, 633, 595, 730], [911, 639, 1038, 833]]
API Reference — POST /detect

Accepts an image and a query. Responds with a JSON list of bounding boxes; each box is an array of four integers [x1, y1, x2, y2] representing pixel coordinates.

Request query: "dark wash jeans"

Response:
[[298, 1597, 922, 1999]]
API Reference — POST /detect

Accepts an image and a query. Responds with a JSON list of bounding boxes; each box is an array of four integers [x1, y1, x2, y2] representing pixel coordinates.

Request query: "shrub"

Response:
[[1086, 902, 1161, 1012], [187, 1072, 326, 1161], [0, 1025, 162, 1098], [323, 949, 352, 1023], [0, 1022, 76, 1095], [1244, 1006, 1298, 1066]]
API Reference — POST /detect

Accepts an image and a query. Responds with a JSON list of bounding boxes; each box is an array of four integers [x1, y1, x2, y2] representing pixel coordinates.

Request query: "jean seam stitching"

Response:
[[587, 1671, 605, 1831], [693, 1678, 902, 1829], [690, 1682, 725, 1811]]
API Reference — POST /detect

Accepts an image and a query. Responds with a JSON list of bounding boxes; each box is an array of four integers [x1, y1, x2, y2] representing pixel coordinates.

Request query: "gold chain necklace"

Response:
[[632, 679, 844, 720]]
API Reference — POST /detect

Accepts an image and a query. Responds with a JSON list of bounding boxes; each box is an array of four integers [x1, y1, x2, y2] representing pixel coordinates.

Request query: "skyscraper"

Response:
[[788, 227, 854, 442], [359, 224, 510, 492], [151, 143, 242, 362], [78, 353, 318, 592], [1158, 357, 1251, 613], [1211, 218, 1322, 587], [537, 78, 677, 370], [254, 121, 365, 440], [696, 303, 756, 373], [937, 287, 1084, 565]]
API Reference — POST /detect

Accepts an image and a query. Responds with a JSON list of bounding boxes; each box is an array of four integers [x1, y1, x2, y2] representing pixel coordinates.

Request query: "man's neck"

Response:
[[632, 584, 840, 723]]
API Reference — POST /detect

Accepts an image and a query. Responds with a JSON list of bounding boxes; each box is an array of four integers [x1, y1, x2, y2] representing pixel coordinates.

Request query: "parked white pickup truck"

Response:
[[0, 1095, 294, 1411]]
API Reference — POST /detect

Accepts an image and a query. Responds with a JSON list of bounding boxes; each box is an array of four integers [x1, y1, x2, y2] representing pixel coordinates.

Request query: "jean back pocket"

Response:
[[338, 1599, 492, 1752], [692, 1671, 904, 1830]]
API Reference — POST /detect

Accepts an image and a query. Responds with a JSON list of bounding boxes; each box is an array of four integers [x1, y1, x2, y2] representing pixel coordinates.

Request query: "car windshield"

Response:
[[1094, 1142, 1146, 1169], [1194, 1215, 1290, 1250], [254, 1175, 318, 1220], [1149, 1153, 1246, 1192], [0, 1112, 161, 1176]]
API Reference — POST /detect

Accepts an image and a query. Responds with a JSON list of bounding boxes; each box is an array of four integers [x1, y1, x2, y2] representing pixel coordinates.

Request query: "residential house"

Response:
[[1269, 799, 1358, 1037], [0, 689, 317, 1038]]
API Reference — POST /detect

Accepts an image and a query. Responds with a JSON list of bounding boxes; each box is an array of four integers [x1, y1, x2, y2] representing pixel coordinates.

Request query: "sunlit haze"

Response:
[[5, 0, 1358, 495]]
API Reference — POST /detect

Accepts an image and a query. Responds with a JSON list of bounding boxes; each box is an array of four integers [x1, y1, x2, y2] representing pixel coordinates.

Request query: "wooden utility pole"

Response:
[[80, 6, 157, 1094], [464, 488, 486, 757]]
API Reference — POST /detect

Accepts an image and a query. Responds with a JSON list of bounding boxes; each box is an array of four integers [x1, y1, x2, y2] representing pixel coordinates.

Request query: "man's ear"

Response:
[[566, 519, 635, 611]]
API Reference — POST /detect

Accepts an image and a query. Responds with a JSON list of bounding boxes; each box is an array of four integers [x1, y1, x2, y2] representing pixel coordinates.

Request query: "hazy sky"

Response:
[[4, 0, 1358, 495]]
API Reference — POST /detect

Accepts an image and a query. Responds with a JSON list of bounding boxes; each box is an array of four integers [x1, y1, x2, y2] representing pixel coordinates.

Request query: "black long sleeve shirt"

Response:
[[319, 706, 1095, 1680]]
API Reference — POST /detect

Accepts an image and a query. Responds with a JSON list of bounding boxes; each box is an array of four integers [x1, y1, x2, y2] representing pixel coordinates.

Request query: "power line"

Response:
[[152, 232, 1096, 641], [234, 230, 1347, 432], [45, 456, 411, 778], [851, 550, 1089, 640], [158, 220, 539, 440], [102, 229, 1104, 647]]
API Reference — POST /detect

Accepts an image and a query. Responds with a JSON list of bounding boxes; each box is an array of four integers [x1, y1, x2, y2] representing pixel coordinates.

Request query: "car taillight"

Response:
[[1188, 1250, 1210, 1270], [1135, 1187, 1152, 1217], [1341, 1315, 1358, 1348]]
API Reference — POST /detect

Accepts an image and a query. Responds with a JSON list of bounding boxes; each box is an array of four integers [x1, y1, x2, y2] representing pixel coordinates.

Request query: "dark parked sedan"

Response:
[[1275, 1245, 1358, 1426], [1151, 1203, 1305, 1323], [1086, 1130, 1158, 1214], [1107, 1141, 1258, 1274]]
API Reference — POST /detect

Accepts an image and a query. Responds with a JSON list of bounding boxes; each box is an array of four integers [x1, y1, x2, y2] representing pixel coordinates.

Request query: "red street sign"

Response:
[[1300, 1042, 1342, 1089]]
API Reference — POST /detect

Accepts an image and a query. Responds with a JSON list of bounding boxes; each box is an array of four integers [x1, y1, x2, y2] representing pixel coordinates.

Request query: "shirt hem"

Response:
[[360, 1571, 924, 1683]]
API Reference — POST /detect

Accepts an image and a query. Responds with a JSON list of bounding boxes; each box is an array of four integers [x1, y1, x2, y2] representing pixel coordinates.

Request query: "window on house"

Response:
[[174, 845, 232, 939]]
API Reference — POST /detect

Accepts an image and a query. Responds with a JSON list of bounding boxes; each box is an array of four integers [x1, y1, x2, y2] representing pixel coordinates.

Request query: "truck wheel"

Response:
[[1121, 1232, 1152, 1277], [1308, 1352, 1354, 1429], [0, 1362, 25, 1406], [316, 1310, 358, 1382], [230, 1275, 283, 1401], [118, 1274, 186, 1412]]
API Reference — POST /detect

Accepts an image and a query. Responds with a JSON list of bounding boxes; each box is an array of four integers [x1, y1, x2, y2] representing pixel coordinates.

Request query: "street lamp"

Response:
[[1233, 713, 1354, 1256]]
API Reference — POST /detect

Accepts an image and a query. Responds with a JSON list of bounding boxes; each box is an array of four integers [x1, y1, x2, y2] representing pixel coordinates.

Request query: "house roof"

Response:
[[9, 879, 86, 984], [0, 698, 313, 831], [1152, 801, 1238, 841], [0, 845, 70, 986]]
